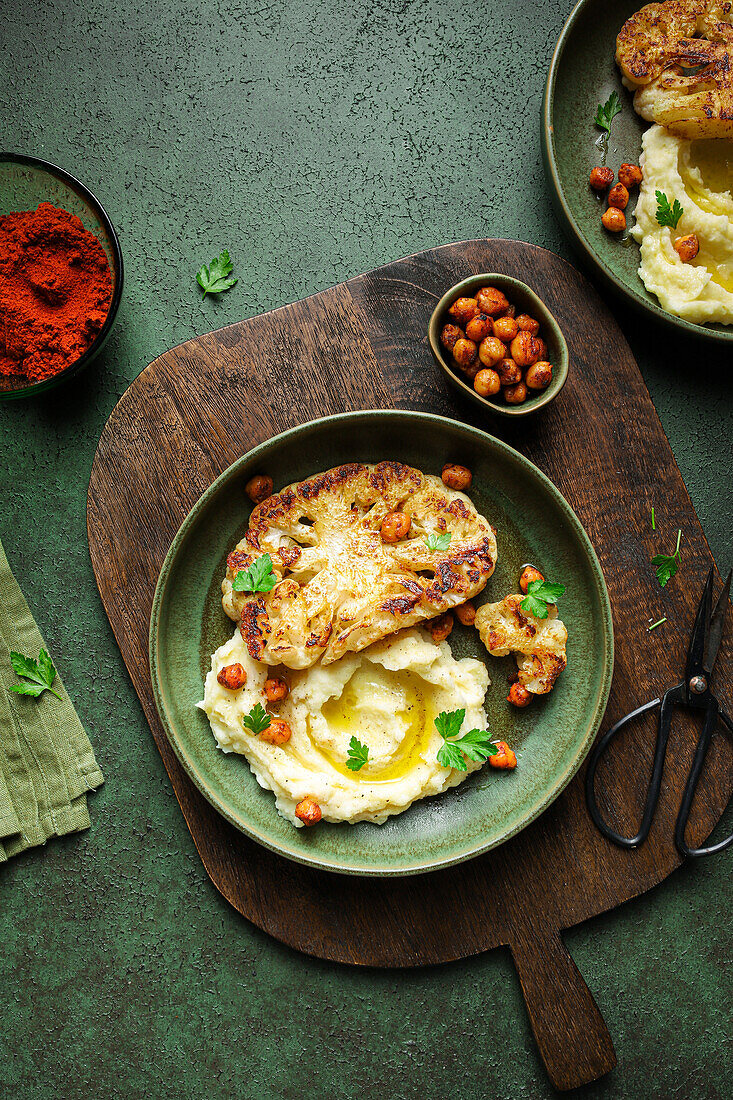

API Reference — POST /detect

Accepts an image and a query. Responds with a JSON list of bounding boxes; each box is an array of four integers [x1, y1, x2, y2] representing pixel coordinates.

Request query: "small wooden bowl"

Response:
[[429, 273, 569, 419]]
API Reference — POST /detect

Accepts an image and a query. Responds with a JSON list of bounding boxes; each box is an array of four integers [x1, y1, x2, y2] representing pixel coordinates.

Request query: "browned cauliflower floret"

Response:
[[616, 1, 733, 138], [474, 594, 567, 695], [223, 461, 497, 668]]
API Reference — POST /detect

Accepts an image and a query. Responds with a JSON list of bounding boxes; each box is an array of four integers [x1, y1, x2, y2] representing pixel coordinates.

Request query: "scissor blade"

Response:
[[705, 569, 732, 676], [685, 566, 714, 685]]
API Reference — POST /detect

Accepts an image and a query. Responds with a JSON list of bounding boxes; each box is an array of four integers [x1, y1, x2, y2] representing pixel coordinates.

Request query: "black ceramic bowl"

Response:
[[0, 152, 123, 400]]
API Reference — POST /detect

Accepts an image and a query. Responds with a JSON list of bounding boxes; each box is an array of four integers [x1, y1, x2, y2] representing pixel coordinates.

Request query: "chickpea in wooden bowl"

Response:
[[428, 274, 569, 419]]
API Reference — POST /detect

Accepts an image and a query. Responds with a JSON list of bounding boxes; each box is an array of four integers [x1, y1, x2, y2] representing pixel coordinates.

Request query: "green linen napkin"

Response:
[[0, 538, 103, 861]]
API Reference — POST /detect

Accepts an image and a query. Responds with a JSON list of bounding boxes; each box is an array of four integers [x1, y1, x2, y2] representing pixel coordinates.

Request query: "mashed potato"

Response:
[[199, 627, 490, 826], [631, 124, 733, 324]]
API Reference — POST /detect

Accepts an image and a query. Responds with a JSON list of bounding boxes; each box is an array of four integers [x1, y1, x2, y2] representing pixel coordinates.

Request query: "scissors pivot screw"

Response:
[[689, 675, 707, 695]]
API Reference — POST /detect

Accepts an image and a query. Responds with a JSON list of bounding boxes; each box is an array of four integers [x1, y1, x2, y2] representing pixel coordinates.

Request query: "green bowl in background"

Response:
[[428, 272, 569, 419], [0, 152, 124, 399], [149, 410, 614, 876], [542, 0, 733, 345]]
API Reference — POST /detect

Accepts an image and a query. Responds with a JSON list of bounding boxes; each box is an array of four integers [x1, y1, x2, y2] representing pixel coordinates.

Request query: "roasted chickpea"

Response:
[[501, 382, 526, 409], [245, 475, 273, 504], [499, 302, 516, 319], [455, 600, 476, 626], [525, 361, 552, 390], [475, 286, 510, 317], [497, 358, 521, 386], [519, 565, 545, 593], [452, 337, 478, 369], [507, 683, 532, 708], [463, 361, 481, 380], [489, 740, 519, 768], [674, 233, 699, 263], [465, 312, 494, 342], [589, 166, 614, 191], [510, 331, 542, 368], [440, 323, 463, 352], [264, 677, 289, 703], [504, 381, 529, 405], [608, 183, 629, 210], [427, 612, 454, 643], [534, 337, 547, 360], [618, 162, 643, 189], [295, 796, 322, 825], [260, 718, 292, 745], [216, 663, 248, 690], [515, 314, 540, 335], [493, 316, 519, 343], [380, 511, 411, 542], [601, 207, 626, 233], [473, 368, 501, 397], [441, 463, 472, 491], [448, 296, 479, 325], [478, 336, 506, 368]]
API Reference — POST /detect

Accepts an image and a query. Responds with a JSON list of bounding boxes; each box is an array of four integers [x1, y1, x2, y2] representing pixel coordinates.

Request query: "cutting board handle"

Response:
[[509, 923, 616, 1091]]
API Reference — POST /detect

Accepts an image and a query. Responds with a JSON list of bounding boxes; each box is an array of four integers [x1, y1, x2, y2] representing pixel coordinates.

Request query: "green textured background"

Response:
[[1, 1, 731, 1096]]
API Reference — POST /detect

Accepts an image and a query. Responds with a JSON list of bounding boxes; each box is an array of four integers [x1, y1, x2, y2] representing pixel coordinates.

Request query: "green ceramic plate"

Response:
[[150, 411, 613, 876], [542, 0, 733, 345], [428, 273, 569, 420]]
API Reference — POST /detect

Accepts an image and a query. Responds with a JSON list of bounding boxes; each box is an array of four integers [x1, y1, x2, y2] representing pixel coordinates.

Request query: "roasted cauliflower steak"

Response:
[[475, 594, 567, 695], [616, 1, 733, 138], [222, 461, 497, 669]]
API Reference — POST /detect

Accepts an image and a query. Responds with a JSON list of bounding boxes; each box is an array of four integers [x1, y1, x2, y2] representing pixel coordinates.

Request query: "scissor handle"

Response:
[[675, 698, 733, 858], [585, 685, 685, 849]]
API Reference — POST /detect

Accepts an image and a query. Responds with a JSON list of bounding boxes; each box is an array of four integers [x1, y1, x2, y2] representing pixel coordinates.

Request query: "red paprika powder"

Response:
[[0, 202, 113, 383]]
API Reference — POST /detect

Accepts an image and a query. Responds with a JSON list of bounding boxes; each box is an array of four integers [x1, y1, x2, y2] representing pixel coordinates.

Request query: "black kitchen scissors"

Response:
[[586, 566, 733, 858]]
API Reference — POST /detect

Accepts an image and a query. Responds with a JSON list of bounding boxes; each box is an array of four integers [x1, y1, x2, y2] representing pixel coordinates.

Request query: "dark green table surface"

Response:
[[2, 2, 731, 1097]]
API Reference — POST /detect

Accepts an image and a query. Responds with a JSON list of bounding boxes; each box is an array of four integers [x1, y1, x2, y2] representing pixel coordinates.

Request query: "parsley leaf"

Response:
[[520, 579, 566, 620], [8, 649, 62, 700], [232, 553, 277, 593], [435, 709, 497, 770], [196, 249, 238, 297], [651, 529, 683, 587], [425, 532, 451, 552], [242, 703, 271, 736], [346, 735, 369, 771], [435, 708, 465, 739], [437, 740, 469, 770], [655, 191, 684, 230], [594, 92, 622, 134], [452, 727, 500, 762]]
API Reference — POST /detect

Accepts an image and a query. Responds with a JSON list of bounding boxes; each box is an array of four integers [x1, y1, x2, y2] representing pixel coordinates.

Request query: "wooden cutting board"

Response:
[[87, 240, 733, 1091]]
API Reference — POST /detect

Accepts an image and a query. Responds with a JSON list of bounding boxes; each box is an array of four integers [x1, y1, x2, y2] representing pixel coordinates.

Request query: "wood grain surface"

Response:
[[87, 239, 733, 1091]]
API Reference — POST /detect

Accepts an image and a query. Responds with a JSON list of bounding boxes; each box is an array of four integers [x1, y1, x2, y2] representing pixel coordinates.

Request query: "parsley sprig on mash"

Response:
[[435, 709, 497, 770], [242, 703, 271, 736], [346, 736, 369, 771], [655, 191, 684, 230]]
